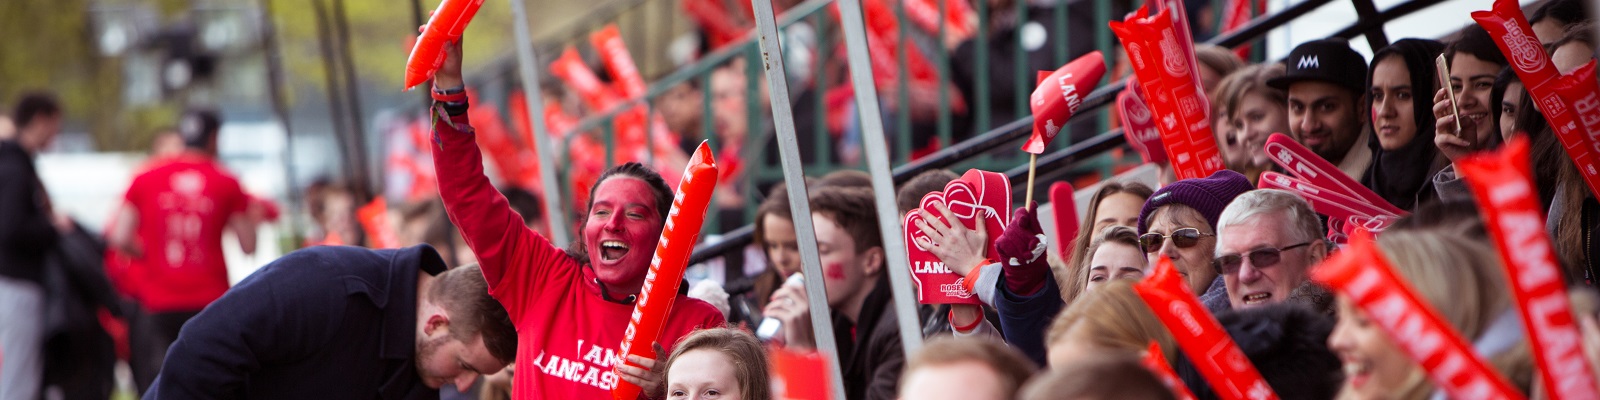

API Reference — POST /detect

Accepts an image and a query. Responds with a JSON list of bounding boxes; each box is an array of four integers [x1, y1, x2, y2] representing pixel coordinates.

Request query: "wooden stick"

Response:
[[1025, 153, 1038, 211]]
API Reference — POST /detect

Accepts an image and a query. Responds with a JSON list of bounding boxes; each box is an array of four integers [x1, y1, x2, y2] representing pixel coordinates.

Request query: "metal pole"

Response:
[[746, 0, 848, 398], [835, 0, 925, 355], [259, 0, 304, 245], [332, 0, 371, 202], [509, 0, 573, 248]]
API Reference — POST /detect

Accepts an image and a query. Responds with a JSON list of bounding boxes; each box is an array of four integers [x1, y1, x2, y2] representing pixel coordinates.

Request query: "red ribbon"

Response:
[[1459, 136, 1600, 400], [1312, 233, 1525, 400], [1135, 257, 1279, 400]]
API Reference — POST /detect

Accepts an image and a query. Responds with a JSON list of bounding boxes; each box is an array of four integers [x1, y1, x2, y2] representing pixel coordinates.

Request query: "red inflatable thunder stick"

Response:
[[1141, 341, 1198, 400], [612, 141, 719, 400], [1049, 181, 1079, 259], [1134, 257, 1278, 400], [1110, 7, 1223, 181], [1475, 0, 1600, 199], [403, 0, 486, 90], [1025, 52, 1107, 154], [1259, 133, 1405, 243], [1313, 234, 1524, 400], [1459, 137, 1600, 400]]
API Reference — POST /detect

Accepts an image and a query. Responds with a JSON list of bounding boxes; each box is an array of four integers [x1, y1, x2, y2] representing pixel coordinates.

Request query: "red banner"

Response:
[[1458, 136, 1600, 400], [1135, 257, 1278, 400], [1313, 233, 1524, 400], [613, 142, 719, 400], [1474, 0, 1600, 199], [1026, 52, 1107, 154]]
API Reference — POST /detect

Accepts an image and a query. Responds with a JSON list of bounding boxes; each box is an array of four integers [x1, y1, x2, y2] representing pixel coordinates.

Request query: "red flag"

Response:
[[1025, 51, 1107, 154], [1135, 257, 1279, 400], [1312, 233, 1524, 400], [1459, 137, 1600, 400], [612, 142, 719, 400]]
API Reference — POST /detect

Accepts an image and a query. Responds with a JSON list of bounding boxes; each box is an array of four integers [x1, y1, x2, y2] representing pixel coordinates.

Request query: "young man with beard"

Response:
[[144, 246, 517, 399], [762, 186, 904, 400], [429, 40, 724, 399], [1268, 39, 1372, 180]]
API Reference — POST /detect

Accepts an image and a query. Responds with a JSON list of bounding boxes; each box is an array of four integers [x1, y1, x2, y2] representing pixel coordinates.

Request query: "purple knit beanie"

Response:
[[1137, 169, 1254, 234]]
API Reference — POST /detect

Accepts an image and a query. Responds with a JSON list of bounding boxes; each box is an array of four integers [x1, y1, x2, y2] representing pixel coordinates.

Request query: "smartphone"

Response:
[[1435, 54, 1467, 144]]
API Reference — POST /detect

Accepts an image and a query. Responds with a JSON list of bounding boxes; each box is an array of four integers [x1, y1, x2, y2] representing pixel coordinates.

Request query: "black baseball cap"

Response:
[[1266, 39, 1369, 94]]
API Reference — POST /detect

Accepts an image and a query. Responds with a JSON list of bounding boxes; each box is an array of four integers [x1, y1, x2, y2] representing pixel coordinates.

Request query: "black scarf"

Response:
[[1362, 39, 1447, 211]]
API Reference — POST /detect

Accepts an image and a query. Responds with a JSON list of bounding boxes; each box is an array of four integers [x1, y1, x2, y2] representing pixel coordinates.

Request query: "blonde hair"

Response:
[[1217, 63, 1288, 124], [902, 337, 1038, 399], [1370, 230, 1531, 397], [1045, 280, 1177, 365], [1060, 182, 1154, 303]]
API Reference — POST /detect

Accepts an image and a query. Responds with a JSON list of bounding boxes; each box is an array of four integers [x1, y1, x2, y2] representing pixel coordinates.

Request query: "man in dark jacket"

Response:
[[762, 186, 905, 400], [0, 92, 65, 400], [144, 245, 517, 399]]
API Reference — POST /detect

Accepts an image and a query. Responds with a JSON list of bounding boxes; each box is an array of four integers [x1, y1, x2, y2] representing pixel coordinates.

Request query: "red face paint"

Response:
[[1134, 257, 1279, 400], [584, 176, 667, 291], [824, 262, 847, 280], [1459, 137, 1600, 400], [1312, 234, 1524, 400], [614, 142, 718, 400]]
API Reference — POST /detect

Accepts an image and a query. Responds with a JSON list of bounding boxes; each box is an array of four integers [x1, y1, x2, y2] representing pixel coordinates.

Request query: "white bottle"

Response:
[[756, 273, 805, 342]]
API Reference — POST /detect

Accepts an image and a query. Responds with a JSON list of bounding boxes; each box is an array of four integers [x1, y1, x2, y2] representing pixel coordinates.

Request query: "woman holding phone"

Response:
[[1361, 38, 1448, 212]]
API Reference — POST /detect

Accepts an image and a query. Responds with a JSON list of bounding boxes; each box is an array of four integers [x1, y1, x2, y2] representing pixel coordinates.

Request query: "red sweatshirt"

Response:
[[431, 110, 724, 399]]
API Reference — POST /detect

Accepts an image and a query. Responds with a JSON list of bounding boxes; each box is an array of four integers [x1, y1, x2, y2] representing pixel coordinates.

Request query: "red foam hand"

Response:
[[1049, 181, 1079, 259], [1312, 234, 1525, 400], [1110, 8, 1222, 180], [1264, 133, 1405, 216], [903, 205, 980, 305], [1459, 136, 1600, 400], [1119, 83, 1168, 164], [357, 197, 400, 249], [1135, 257, 1278, 400], [1142, 341, 1199, 400], [1025, 51, 1107, 154], [591, 25, 647, 101], [770, 347, 835, 400], [904, 170, 1009, 304], [613, 142, 719, 400], [403, 0, 486, 89], [1475, 0, 1600, 199]]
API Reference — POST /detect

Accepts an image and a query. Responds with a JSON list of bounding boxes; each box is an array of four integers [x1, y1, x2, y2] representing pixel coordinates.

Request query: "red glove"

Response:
[[996, 202, 1049, 296]]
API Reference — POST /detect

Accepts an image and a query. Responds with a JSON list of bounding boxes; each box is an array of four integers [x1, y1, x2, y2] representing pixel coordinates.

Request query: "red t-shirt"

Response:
[[123, 153, 247, 312], [432, 111, 725, 399]]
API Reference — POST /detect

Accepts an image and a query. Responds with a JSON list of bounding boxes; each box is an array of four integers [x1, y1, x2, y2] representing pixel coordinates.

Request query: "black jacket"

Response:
[[145, 245, 448, 400], [0, 139, 58, 284], [833, 274, 906, 400]]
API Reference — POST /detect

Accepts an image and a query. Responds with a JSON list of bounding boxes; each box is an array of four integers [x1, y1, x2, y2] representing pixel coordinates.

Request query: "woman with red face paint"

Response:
[[428, 39, 725, 400]]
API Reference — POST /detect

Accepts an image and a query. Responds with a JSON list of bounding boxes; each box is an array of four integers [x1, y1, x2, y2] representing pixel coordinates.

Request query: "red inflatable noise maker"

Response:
[[1134, 256, 1278, 400], [1025, 51, 1106, 154], [403, 0, 486, 90], [612, 141, 719, 400]]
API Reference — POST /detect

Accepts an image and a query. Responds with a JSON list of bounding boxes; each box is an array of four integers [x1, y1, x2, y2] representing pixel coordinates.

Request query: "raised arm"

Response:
[[428, 38, 562, 315]]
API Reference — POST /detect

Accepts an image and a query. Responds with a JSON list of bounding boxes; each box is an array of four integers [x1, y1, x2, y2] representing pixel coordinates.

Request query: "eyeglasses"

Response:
[[1212, 242, 1312, 275], [1139, 228, 1215, 254]]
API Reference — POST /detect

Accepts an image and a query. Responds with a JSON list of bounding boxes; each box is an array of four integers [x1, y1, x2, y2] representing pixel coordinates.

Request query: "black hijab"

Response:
[[1362, 38, 1447, 211]]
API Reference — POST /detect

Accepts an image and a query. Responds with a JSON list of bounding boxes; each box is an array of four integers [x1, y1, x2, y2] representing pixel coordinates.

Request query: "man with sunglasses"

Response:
[[1137, 170, 1256, 313], [1214, 189, 1333, 312]]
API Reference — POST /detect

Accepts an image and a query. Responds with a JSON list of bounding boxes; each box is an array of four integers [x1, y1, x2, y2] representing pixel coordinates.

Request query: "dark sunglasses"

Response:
[[1138, 228, 1214, 254], [1212, 242, 1312, 275]]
